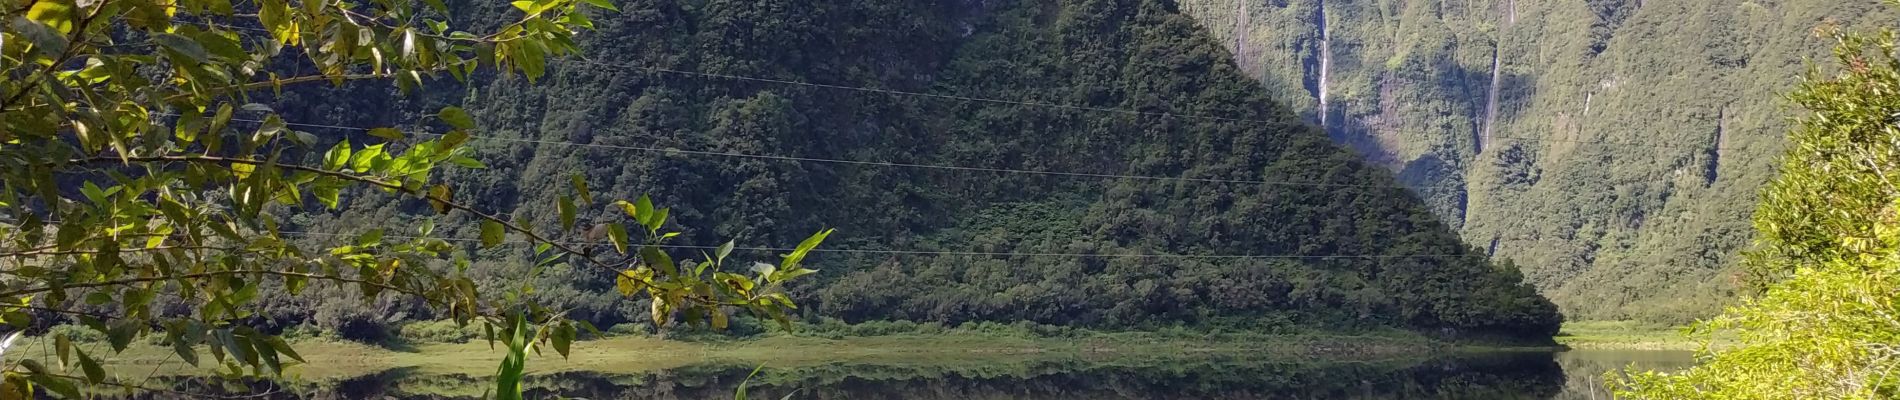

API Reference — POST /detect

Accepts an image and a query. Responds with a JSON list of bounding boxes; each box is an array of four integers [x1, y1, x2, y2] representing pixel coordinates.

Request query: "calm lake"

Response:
[[126, 349, 1693, 399]]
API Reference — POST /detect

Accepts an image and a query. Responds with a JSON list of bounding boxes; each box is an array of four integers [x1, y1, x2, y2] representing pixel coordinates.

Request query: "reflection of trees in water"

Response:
[[1550, 350, 1697, 400], [121, 353, 1565, 399]]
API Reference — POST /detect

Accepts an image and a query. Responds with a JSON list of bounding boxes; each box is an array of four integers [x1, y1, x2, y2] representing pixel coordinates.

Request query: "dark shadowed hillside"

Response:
[[268, 0, 1558, 341]]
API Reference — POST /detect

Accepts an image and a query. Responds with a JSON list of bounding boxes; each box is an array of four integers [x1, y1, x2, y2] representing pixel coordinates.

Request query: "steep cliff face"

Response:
[[1179, 0, 1896, 322]]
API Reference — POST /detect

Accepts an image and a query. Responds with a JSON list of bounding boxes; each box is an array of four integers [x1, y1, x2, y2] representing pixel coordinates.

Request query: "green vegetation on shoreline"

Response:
[[30, 327, 1546, 383], [1555, 321, 1728, 351]]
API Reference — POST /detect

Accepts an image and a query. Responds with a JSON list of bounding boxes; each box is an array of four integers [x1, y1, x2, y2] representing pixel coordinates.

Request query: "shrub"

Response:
[[44, 325, 103, 342], [399, 320, 483, 344], [607, 323, 652, 336], [313, 300, 397, 343]]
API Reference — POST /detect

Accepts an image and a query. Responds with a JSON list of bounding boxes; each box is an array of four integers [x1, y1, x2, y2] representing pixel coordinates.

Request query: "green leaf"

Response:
[[206, 0, 235, 14], [164, 320, 201, 366], [154, 33, 212, 65], [75, 349, 104, 384], [716, 241, 735, 263], [106, 321, 139, 352], [495, 314, 529, 400], [351, 143, 386, 173], [558, 195, 577, 231], [1, 310, 28, 329], [368, 127, 405, 140], [772, 268, 819, 283], [25, 0, 76, 33], [16, 359, 48, 376], [324, 140, 352, 170], [613, 200, 640, 220], [640, 246, 677, 276], [440, 130, 471, 150], [357, 229, 385, 246], [285, 272, 307, 295], [251, 333, 283, 373], [9, 16, 69, 56], [428, 185, 453, 214], [188, 29, 246, 61], [581, 0, 620, 12], [481, 220, 506, 248], [615, 269, 642, 296], [221, 329, 256, 367], [26, 369, 79, 399], [764, 293, 797, 309], [635, 195, 655, 224], [265, 335, 302, 363], [207, 103, 233, 153], [258, 0, 293, 43], [54, 333, 70, 369], [606, 223, 629, 255], [650, 297, 669, 326], [439, 106, 476, 130], [173, 106, 205, 143], [571, 174, 592, 204], [735, 364, 766, 400], [448, 156, 487, 169], [551, 323, 575, 358], [484, 322, 497, 349], [54, 222, 86, 251], [517, 40, 548, 81], [646, 207, 669, 234], [83, 290, 110, 307], [315, 185, 341, 209], [784, 229, 834, 269], [564, 11, 595, 31]]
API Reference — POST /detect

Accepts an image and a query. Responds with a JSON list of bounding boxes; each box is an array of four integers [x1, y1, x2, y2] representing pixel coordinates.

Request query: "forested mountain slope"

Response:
[[273, 0, 1557, 340], [1177, 0, 1897, 322]]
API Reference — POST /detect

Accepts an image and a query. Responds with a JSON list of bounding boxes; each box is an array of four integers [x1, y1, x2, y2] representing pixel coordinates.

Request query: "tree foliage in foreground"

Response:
[[0, 0, 823, 398], [1613, 20, 1900, 399]]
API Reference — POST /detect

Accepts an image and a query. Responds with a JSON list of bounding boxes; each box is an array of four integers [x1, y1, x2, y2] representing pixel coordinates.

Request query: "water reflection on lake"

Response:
[[126, 350, 1694, 399], [1552, 349, 1697, 399]]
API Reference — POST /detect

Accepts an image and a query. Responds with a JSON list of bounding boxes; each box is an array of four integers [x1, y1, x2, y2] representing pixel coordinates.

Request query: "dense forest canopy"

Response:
[[262, 0, 1558, 341], [1178, 0, 1900, 323]]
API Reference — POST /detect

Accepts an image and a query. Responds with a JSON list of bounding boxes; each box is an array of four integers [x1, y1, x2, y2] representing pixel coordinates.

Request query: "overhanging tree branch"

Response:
[[0, 245, 242, 258], [164, 74, 396, 103]]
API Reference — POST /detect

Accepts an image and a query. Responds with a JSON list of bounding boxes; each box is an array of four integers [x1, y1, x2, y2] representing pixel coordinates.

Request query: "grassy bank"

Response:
[[26, 330, 1475, 382], [1555, 321, 1730, 351]]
